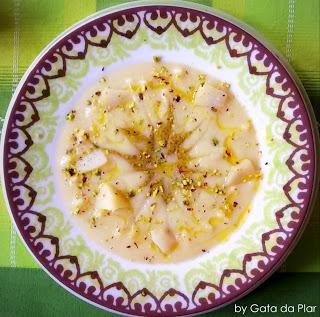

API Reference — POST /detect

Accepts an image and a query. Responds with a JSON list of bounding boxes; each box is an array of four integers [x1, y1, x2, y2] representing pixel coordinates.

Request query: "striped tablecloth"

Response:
[[0, 0, 319, 316]]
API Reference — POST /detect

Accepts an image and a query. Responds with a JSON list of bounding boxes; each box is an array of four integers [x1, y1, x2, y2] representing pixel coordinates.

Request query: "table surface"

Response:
[[0, 0, 319, 316]]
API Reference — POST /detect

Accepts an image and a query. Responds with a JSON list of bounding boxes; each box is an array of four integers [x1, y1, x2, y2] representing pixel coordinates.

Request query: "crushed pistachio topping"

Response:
[[127, 190, 136, 198], [212, 137, 219, 146], [198, 74, 206, 86], [153, 55, 161, 63], [66, 110, 76, 121]]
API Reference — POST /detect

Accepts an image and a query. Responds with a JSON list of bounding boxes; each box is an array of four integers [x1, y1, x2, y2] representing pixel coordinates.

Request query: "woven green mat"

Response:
[[0, 0, 319, 316]]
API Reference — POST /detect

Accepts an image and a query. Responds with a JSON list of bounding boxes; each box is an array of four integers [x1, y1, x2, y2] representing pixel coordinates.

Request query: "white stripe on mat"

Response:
[[280, 0, 296, 273], [285, 0, 296, 62], [9, 0, 21, 268]]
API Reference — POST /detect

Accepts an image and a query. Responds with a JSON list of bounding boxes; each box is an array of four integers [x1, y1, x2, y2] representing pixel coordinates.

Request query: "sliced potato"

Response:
[[183, 121, 208, 150], [130, 187, 149, 212], [194, 83, 227, 108], [225, 159, 256, 186], [171, 68, 195, 92], [93, 127, 138, 156], [109, 154, 133, 172], [188, 135, 222, 158], [132, 91, 167, 127], [71, 196, 83, 208], [188, 151, 225, 170], [116, 171, 148, 191], [95, 183, 129, 212], [174, 105, 210, 133], [171, 67, 184, 77], [230, 127, 260, 166], [151, 226, 177, 253], [99, 88, 131, 110], [76, 149, 107, 173], [108, 107, 131, 129], [92, 209, 132, 238], [60, 155, 71, 168], [135, 196, 156, 218], [216, 97, 248, 129]]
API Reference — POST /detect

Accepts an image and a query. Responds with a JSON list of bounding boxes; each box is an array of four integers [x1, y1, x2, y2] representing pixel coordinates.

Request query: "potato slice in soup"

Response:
[[194, 83, 227, 108], [93, 124, 138, 155], [99, 88, 131, 110], [151, 226, 177, 254], [225, 159, 256, 186], [76, 149, 107, 173], [116, 171, 148, 192], [95, 183, 130, 212]]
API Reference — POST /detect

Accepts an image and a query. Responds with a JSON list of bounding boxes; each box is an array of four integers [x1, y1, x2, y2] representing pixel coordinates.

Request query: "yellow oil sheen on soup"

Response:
[[57, 60, 262, 263]]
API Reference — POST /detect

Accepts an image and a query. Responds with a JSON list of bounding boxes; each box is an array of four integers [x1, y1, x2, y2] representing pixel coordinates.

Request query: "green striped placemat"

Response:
[[0, 0, 319, 316]]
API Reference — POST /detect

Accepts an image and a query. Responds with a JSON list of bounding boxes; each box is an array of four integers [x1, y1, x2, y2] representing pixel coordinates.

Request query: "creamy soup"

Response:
[[57, 59, 262, 263]]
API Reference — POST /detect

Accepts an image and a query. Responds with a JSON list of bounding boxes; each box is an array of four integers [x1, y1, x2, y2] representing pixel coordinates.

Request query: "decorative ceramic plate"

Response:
[[1, 1, 319, 316]]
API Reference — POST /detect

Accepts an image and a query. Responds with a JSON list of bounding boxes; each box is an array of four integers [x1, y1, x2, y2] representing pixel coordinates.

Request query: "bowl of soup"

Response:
[[1, 2, 318, 316]]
